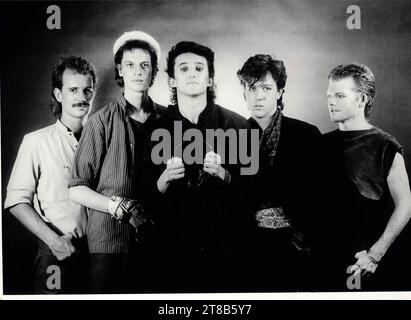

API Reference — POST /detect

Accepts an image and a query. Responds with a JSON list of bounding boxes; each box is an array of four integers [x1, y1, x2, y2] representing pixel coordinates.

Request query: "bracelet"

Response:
[[367, 251, 381, 264]]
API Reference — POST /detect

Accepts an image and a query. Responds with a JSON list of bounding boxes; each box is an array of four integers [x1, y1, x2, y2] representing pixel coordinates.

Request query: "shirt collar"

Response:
[[56, 119, 82, 141], [119, 94, 156, 117], [166, 102, 214, 124]]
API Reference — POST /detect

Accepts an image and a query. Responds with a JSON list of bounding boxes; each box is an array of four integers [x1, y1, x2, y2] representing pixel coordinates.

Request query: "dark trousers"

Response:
[[88, 240, 159, 294], [33, 237, 88, 294], [245, 228, 315, 292]]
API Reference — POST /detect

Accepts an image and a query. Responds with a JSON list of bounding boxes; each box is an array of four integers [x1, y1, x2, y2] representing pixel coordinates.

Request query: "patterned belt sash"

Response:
[[255, 207, 291, 229]]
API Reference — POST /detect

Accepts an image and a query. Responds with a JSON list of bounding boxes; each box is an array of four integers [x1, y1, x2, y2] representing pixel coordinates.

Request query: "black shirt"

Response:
[[152, 103, 250, 256]]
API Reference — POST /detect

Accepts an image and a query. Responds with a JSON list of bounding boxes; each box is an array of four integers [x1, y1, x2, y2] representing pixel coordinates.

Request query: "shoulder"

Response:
[[89, 100, 121, 122], [282, 116, 321, 137], [322, 129, 340, 139], [372, 127, 402, 148], [214, 104, 249, 128], [23, 123, 57, 143], [153, 103, 167, 118]]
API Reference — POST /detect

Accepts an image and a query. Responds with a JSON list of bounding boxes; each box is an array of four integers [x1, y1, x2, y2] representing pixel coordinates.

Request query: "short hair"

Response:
[[51, 56, 97, 117], [237, 54, 287, 110], [114, 40, 159, 88], [328, 63, 376, 118], [166, 41, 216, 105]]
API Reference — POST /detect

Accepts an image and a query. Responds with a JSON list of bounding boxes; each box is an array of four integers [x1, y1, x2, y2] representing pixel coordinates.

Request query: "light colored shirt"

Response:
[[4, 120, 87, 237]]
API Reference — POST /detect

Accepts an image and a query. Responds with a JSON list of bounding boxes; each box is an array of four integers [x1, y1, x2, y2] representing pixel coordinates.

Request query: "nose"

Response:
[[188, 68, 197, 78], [133, 65, 143, 75], [255, 88, 265, 101], [77, 90, 90, 102]]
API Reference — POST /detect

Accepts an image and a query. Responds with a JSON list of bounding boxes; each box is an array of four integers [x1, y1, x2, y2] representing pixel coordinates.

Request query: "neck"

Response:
[[177, 93, 208, 124], [254, 109, 276, 131], [124, 89, 148, 111], [338, 117, 372, 131], [60, 116, 84, 133]]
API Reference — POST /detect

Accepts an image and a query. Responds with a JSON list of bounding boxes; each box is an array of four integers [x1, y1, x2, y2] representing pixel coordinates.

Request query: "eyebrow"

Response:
[[178, 62, 205, 67], [123, 60, 151, 63], [251, 83, 274, 87]]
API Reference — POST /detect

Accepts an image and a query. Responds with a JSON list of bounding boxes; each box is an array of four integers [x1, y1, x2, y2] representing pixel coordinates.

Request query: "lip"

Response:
[[186, 81, 199, 85], [131, 79, 144, 83], [253, 105, 265, 108]]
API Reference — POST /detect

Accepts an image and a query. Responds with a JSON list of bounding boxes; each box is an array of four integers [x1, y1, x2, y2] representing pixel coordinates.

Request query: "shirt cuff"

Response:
[[222, 168, 232, 185], [4, 190, 34, 210], [68, 178, 92, 188]]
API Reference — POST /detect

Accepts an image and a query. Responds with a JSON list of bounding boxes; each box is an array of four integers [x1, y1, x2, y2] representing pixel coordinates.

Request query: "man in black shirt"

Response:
[[153, 41, 251, 292], [323, 63, 411, 290], [237, 54, 323, 291]]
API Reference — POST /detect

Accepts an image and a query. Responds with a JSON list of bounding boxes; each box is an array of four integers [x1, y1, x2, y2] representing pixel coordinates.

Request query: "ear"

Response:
[[53, 88, 62, 103], [168, 77, 177, 88], [117, 64, 123, 77], [207, 78, 213, 87], [360, 93, 368, 107]]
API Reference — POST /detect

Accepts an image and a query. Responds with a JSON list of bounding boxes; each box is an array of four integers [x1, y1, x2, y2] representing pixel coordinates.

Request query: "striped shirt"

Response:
[[69, 95, 165, 253]]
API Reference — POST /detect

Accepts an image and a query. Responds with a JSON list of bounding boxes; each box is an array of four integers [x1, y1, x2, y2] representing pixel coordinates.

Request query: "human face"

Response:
[[54, 69, 94, 122], [118, 48, 152, 93], [244, 72, 282, 120], [170, 52, 212, 98], [327, 77, 365, 123]]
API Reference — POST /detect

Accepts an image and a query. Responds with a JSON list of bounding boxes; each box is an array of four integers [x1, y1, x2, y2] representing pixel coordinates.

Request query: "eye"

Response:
[[84, 88, 93, 96], [180, 66, 188, 72], [195, 65, 204, 72], [125, 63, 134, 69], [263, 87, 272, 92], [142, 63, 151, 70], [70, 88, 78, 93], [336, 93, 345, 99], [248, 86, 256, 92]]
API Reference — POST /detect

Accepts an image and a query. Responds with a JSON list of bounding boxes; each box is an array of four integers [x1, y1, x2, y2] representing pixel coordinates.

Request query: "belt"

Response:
[[255, 207, 291, 229]]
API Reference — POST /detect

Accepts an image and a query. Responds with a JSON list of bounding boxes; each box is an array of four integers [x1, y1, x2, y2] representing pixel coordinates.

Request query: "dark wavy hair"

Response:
[[166, 41, 216, 105], [114, 40, 159, 88], [328, 63, 376, 118], [237, 54, 287, 110], [50, 56, 97, 117]]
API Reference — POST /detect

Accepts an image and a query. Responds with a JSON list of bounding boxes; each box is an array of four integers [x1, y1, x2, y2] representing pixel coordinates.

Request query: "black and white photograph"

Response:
[[1, 0, 411, 301]]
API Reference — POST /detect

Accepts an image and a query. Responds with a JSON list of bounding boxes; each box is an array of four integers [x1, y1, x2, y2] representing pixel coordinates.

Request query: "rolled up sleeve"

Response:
[[4, 134, 39, 209]]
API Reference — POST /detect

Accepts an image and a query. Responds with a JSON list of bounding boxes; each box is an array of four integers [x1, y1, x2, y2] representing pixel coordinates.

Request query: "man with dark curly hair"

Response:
[[4, 55, 97, 293], [237, 54, 322, 291], [69, 31, 165, 293], [323, 63, 411, 290], [154, 41, 251, 292]]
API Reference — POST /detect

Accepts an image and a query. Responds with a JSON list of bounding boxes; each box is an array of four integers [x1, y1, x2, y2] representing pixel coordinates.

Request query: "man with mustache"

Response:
[[4, 56, 97, 293], [69, 31, 165, 293], [323, 63, 411, 290]]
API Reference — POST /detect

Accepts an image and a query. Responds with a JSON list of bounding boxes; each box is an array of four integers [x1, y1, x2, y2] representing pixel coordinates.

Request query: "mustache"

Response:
[[73, 102, 90, 108]]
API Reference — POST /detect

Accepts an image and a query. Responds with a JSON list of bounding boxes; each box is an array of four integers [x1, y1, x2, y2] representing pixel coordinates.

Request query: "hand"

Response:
[[349, 250, 379, 276], [203, 151, 225, 180], [49, 234, 76, 261], [157, 157, 185, 193]]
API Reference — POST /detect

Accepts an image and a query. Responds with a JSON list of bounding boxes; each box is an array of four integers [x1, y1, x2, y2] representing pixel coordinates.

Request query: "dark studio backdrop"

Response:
[[1, 0, 411, 294]]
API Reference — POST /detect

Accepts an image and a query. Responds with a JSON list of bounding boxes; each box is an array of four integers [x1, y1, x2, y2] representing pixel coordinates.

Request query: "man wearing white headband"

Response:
[[69, 31, 165, 293]]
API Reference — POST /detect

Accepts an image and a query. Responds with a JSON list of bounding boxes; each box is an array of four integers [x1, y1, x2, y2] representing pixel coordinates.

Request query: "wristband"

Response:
[[367, 251, 381, 264]]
